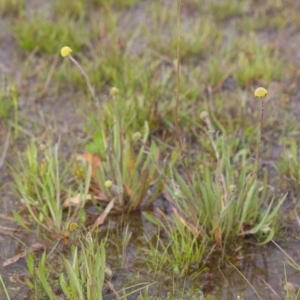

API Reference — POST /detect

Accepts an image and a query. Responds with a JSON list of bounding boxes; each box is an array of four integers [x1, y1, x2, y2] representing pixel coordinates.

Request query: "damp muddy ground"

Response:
[[0, 0, 300, 299]]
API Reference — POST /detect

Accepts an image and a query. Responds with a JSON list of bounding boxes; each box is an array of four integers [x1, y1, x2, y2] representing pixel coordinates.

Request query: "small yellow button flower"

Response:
[[60, 46, 72, 57], [104, 180, 113, 188], [39, 143, 47, 152], [109, 87, 119, 96], [132, 132, 142, 141], [69, 222, 79, 232], [254, 87, 268, 98], [200, 111, 209, 120], [228, 184, 236, 193]]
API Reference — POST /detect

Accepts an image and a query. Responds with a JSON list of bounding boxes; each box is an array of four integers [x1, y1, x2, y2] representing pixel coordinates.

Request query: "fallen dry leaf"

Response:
[[11, 274, 26, 284], [0, 212, 30, 225], [91, 198, 115, 232], [284, 282, 296, 294], [106, 280, 121, 300], [0, 226, 18, 237], [123, 184, 132, 198], [84, 152, 102, 183], [3, 243, 46, 267], [129, 146, 136, 175], [89, 185, 108, 201], [63, 193, 92, 208]]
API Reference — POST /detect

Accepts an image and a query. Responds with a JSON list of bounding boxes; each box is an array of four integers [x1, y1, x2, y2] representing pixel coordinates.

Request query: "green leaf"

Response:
[[12, 210, 31, 231], [143, 211, 164, 228], [27, 253, 34, 277], [36, 252, 56, 300]]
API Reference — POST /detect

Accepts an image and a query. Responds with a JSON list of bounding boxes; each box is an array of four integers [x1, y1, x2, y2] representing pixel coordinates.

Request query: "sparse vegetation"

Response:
[[0, 0, 299, 299]]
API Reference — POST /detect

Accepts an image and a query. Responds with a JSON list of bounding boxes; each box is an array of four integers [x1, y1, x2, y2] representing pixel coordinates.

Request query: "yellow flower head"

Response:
[[104, 180, 113, 188], [254, 87, 268, 98], [110, 87, 119, 96], [200, 111, 209, 120], [228, 184, 236, 193], [39, 144, 46, 152], [60, 46, 72, 57], [69, 222, 79, 232], [132, 132, 142, 141]]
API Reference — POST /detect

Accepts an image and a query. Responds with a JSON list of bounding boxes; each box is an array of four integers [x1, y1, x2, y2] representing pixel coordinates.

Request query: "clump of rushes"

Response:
[[90, 119, 163, 211], [61, 47, 163, 212], [25, 226, 108, 300], [147, 108, 286, 251], [61, 46, 95, 99], [12, 142, 92, 234], [60, 46, 162, 211], [142, 0, 285, 255], [61, 225, 108, 300], [253, 87, 268, 177], [143, 211, 207, 276]]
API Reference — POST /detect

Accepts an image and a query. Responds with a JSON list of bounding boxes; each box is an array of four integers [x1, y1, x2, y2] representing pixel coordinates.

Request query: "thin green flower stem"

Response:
[[227, 260, 263, 300], [174, 0, 182, 151], [254, 98, 265, 177], [0, 274, 11, 300], [271, 239, 299, 267], [69, 55, 95, 100], [174, 0, 192, 185], [0, 127, 10, 169]]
